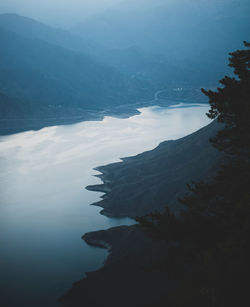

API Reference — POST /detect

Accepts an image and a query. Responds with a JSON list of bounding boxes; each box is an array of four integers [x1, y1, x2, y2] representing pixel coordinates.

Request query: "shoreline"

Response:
[[0, 105, 141, 136], [0, 86, 209, 136], [60, 224, 170, 307], [85, 120, 222, 219], [60, 112, 222, 306]]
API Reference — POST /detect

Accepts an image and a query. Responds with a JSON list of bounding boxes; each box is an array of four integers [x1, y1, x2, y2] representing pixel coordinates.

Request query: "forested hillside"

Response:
[[0, 20, 152, 134]]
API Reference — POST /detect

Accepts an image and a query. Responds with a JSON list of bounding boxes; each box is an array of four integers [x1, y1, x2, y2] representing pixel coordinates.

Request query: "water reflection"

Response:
[[0, 104, 211, 306]]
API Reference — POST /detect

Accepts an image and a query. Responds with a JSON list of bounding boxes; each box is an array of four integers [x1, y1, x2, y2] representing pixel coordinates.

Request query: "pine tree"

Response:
[[136, 42, 250, 306], [202, 41, 250, 157]]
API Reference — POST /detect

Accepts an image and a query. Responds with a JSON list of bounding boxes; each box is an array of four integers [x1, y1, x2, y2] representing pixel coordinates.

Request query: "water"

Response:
[[0, 104, 211, 306]]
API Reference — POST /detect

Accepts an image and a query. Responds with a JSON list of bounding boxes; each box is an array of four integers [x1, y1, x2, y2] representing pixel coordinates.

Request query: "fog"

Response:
[[0, 0, 174, 27], [0, 0, 249, 304], [0, 0, 125, 27], [0, 0, 249, 105]]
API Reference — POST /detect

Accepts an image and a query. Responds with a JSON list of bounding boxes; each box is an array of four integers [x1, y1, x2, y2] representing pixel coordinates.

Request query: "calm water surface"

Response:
[[0, 104, 211, 306]]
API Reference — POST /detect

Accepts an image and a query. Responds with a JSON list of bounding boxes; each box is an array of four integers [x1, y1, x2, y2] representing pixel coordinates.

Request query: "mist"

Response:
[[0, 0, 250, 306], [0, 0, 124, 27]]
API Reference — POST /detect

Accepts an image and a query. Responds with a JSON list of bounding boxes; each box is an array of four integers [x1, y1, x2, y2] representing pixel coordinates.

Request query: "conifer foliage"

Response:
[[137, 42, 250, 307]]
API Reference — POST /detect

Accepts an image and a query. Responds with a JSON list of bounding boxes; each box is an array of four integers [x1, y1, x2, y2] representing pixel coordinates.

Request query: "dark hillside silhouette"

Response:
[[137, 42, 250, 306]]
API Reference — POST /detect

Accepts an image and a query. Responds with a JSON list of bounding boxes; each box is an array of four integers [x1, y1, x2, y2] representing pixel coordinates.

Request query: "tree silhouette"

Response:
[[137, 42, 250, 307]]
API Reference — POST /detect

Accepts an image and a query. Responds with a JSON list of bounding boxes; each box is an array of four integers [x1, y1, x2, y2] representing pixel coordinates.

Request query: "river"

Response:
[[0, 103, 211, 306]]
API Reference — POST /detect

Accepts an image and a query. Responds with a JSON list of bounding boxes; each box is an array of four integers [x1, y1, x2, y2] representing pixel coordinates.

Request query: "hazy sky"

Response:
[[0, 0, 125, 27]]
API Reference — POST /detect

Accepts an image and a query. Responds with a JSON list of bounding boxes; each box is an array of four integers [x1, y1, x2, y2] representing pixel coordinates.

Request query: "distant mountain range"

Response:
[[0, 14, 152, 134], [72, 0, 250, 81], [0, 0, 249, 134]]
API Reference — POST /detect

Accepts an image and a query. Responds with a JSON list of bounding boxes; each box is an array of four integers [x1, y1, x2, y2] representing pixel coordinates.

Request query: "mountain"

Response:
[[0, 14, 206, 88], [1, 0, 248, 134], [86, 120, 223, 218], [0, 13, 92, 53], [0, 24, 151, 134], [72, 0, 250, 83], [0, 27, 147, 108]]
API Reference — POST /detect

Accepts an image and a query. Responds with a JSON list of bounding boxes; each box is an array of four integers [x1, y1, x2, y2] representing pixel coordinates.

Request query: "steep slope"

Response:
[[0, 14, 202, 88], [0, 27, 151, 133], [87, 120, 223, 218], [72, 0, 250, 83], [0, 13, 92, 53], [61, 120, 224, 306], [60, 225, 170, 307]]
